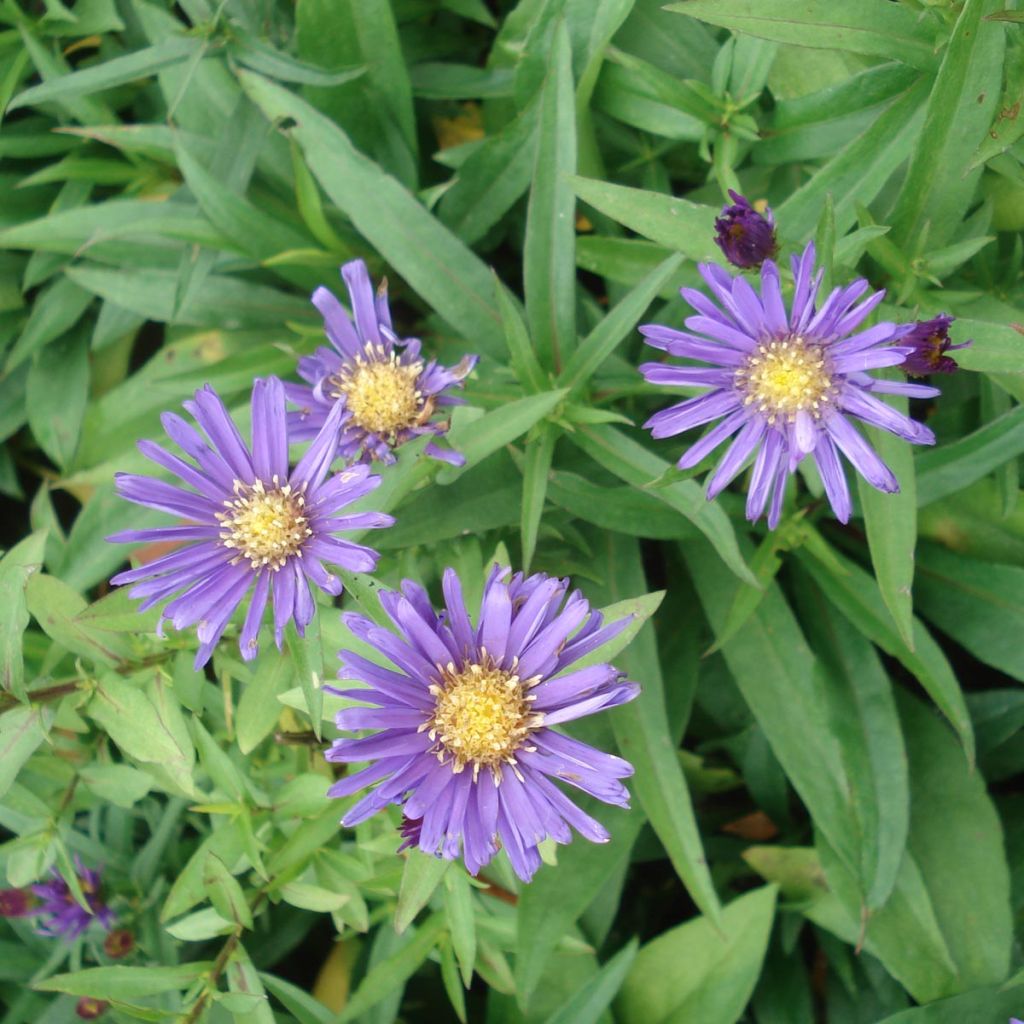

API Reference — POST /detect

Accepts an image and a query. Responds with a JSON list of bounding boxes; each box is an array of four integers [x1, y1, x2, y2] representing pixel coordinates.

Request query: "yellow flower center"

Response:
[[218, 479, 310, 570], [736, 336, 835, 424], [425, 660, 543, 777], [331, 350, 424, 439]]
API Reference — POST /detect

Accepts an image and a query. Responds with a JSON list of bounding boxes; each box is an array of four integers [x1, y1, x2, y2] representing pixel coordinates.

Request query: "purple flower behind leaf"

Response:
[[0, 888, 33, 917], [286, 260, 477, 466], [901, 314, 971, 376], [639, 241, 938, 527], [31, 862, 115, 941], [108, 377, 393, 669], [714, 190, 778, 270], [325, 566, 638, 883]]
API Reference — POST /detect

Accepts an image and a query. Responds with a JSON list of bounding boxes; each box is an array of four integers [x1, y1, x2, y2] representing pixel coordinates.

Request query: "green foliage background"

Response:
[[1, 0, 1023, 1021]]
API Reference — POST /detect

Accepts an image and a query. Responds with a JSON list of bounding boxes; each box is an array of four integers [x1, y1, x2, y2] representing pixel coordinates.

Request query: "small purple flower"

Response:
[[325, 566, 639, 883], [901, 314, 971, 376], [31, 862, 115, 941], [285, 260, 477, 466], [639, 242, 938, 527], [108, 377, 393, 669], [714, 190, 778, 270]]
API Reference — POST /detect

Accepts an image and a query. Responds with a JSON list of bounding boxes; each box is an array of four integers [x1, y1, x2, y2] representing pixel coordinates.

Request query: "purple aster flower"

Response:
[[901, 314, 971, 376], [31, 861, 115, 941], [714, 190, 778, 270], [108, 377, 393, 669], [639, 242, 938, 527], [324, 566, 639, 883], [285, 260, 477, 466]]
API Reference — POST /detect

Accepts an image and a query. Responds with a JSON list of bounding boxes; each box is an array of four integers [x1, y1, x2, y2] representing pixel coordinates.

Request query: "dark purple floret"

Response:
[[286, 260, 477, 466], [108, 377, 393, 668], [325, 566, 638, 883], [31, 862, 115, 941], [0, 888, 33, 917], [714, 190, 778, 270], [901, 314, 971, 376], [397, 814, 423, 853], [639, 241, 938, 527]]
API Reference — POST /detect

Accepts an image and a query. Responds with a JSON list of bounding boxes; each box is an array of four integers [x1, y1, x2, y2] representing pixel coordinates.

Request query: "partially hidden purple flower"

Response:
[[0, 888, 33, 917], [901, 314, 971, 376], [108, 377, 394, 669], [285, 260, 477, 466], [639, 242, 938, 527], [325, 566, 639, 883], [714, 190, 778, 270], [31, 861, 115, 941]]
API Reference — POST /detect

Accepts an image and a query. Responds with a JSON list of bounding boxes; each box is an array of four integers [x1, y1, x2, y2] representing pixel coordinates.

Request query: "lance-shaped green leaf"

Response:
[[0, 530, 47, 699], [237, 69, 503, 355], [520, 423, 556, 572], [889, 0, 1006, 251], [494, 274, 548, 394], [395, 851, 450, 934], [665, 0, 938, 70], [560, 253, 683, 393], [524, 21, 577, 372], [572, 178, 720, 261], [542, 939, 638, 1024], [35, 963, 212, 1000], [0, 705, 48, 801]]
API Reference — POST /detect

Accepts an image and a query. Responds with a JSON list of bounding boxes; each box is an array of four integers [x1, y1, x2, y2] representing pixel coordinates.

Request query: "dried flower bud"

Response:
[[103, 928, 135, 959], [75, 997, 109, 1020], [714, 190, 778, 269], [901, 314, 971, 376]]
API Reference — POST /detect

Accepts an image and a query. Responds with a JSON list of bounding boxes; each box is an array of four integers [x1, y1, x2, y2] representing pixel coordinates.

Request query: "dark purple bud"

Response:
[[397, 814, 423, 853], [0, 888, 33, 917], [901, 315, 972, 376], [714, 190, 778, 269], [75, 997, 109, 1020], [103, 928, 135, 958]]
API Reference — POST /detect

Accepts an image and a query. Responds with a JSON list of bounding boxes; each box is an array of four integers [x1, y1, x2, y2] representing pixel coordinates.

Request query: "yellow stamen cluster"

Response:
[[218, 477, 310, 571], [423, 657, 544, 779], [330, 344, 424, 439], [736, 336, 835, 424]]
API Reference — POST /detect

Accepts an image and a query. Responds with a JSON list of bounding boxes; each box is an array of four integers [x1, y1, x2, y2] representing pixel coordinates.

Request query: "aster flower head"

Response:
[[109, 377, 393, 669], [639, 242, 938, 527], [714, 190, 778, 270], [31, 861, 115, 941], [901, 314, 971, 376], [286, 260, 477, 466], [325, 566, 639, 882]]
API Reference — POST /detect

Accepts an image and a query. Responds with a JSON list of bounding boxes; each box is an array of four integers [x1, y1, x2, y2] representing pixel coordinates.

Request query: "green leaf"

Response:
[[520, 423, 556, 572], [278, 881, 350, 913], [515, 802, 645, 1006], [79, 764, 153, 809], [237, 69, 503, 354], [915, 543, 1024, 682], [795, 547, 974, 763], [338, 913, 445, 1022], [9, 37, 199, 110], [0, 531, 47, 698], [915, 404, 1024, 507], [236, 646, 292, 755], [665, 0, 938, 70], [443, 870, 476, 989], [0, 705, 48, 801], [228, 36, 364, 88], [204, 853, 253, 929], [285, 616, 324, 740], [395, 851, 450, 933], [776, 77, 930, 241], [27, 330, 89, 469], [875, 982, 1024, 1023], [858, 382, 917, 647], [541, 939, 638, 1024], [437, 97, 540, 245], [524, 20, 577, 372], [26, 573, 131, 666], [5, 275, 93, 372], [601, 539, 720, 928], [34, 963, 212, 999], [439, 390, 568, 484], [794, 579, 909, 912], [572, 178, 720, 261], [617, 886, 777, 1024], [258, 974, 334, 1024], [571, 423, 756, 586], [494, 274, 548, 394], [560, 253, 683, 393], [889, 0, 1006, 251]]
